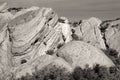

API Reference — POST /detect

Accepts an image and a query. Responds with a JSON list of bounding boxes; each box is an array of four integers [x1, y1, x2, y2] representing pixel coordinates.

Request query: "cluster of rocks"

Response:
[[0, 3, 118, 80]]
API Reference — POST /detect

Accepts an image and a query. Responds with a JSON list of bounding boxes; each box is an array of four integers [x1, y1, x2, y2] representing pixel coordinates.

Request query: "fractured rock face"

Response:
[[72, 17, 106, 50], [8, 6, 72, 68], [104, 19, 120, 55], [0, 4, 73, 79], [57, 41, 114, 69], [58, 17, 72, 43], [0, 10, 13, 80]]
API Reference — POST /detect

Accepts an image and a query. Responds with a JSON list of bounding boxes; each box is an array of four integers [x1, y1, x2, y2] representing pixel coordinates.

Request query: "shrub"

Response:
[[71, 33, 80, 41], [46, 49, 54, 55], [102, 49, 120, 66], [57, 43, 64, 49], [16, 64, 120, 80], [16, 65, 73, 80]]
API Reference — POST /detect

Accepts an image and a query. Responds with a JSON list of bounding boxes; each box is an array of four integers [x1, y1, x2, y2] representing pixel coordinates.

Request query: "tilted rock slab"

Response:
[[104, 19, 120, 55], [72, 17, 106, 50], [0, 4, 72, 79], [57, 41, 114, 69], [0, 8, 13, 80], [8, 6, 69, 66]]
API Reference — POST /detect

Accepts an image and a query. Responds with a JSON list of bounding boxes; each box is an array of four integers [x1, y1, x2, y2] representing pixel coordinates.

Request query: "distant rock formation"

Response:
[[57, 41, 114, 69], [71, 17, 106, 50]]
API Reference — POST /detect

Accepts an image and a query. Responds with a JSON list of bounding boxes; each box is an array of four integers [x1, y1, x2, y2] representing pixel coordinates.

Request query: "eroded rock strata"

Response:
[[0, 3, 116, 79]]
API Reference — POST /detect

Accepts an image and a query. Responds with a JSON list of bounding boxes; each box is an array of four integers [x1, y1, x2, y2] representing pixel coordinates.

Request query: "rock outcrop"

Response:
[[0, 3, 13, 79], [101, 19, 120, 55], [57, 41, 114, 69], [72, 17, 106, 50], [8, 6, 72, 67], [0, 3, 72, 79], [0, 2, 117, 80]]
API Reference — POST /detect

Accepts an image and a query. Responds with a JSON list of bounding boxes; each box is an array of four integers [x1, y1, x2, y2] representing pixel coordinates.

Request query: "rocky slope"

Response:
[[0, 2, 118, 80]]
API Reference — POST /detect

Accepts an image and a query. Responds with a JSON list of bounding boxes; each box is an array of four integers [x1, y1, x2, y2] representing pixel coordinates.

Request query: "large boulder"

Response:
[[57, 41, 114, 69], [104, 19, 120, 55], [72, 17, 106, 50], [13, 55, 72, 79], [59, 17, 72, 43]]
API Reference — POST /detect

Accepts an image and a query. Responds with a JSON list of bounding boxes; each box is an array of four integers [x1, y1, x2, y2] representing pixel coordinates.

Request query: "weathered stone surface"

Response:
[[13, 55, 72, 78], [0, 3, 8, 12], [104, 19, 120, 55], [59, 17, 72, 43], [8, 7, 61, 66], [57, 41, 114, 69], [0, 4, 73, 79], [0, 10, 13, 80], [72, 17, 106, 49]]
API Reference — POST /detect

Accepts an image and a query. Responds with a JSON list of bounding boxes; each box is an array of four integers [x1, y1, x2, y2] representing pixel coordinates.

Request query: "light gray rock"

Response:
[[0, 5, 73, 79], [0, 3, 8, 12], [104, 19, 120, 55], [72, 17, 106, 50], [57, 41, 114, 69], [0, 11, 13, 80], [13, 55, 72, 79]]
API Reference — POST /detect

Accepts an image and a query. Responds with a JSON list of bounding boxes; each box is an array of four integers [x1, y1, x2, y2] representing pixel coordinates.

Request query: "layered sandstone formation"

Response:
[[0, 2, 115, 80], [0, 3, 73, 79]]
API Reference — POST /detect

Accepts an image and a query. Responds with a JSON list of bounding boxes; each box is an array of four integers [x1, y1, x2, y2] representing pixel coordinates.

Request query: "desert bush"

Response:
[[16, 65, 73, 80], [102, 49, 120, 66], [16, 63, 120, 80], [46, 49, 54, 55], [57, 43, 64, 49], [73, 64, 120, 80], [71, 33, 80, 41]]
